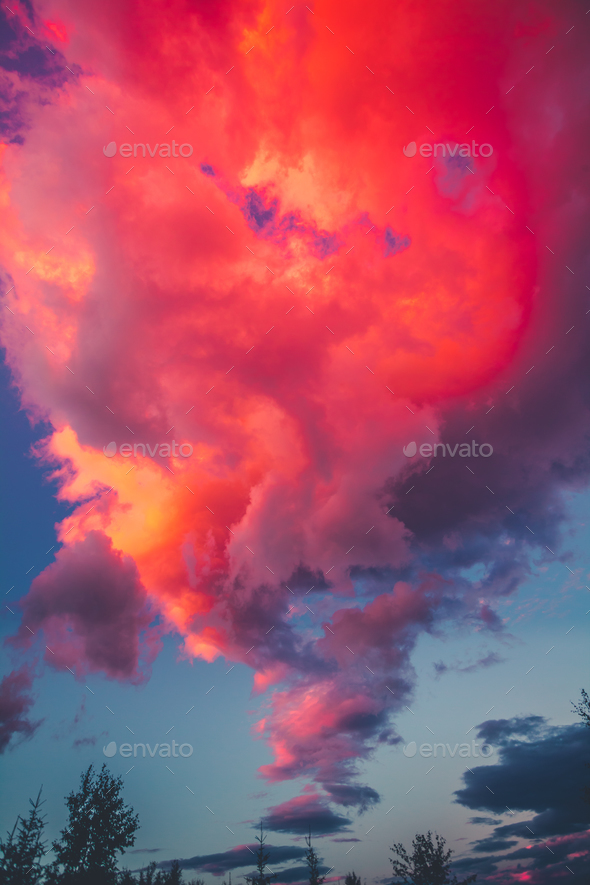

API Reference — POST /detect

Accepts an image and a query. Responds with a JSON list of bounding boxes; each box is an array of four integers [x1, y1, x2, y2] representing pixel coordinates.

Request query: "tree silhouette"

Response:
[[390, 832, 476, 885], [573, 688, 590, 727], [304, 829, 324, 885], [245, 825, 276, 885], [573, 688, 590, 803], [166, 861, 182, 885], [46, 764, 139, 885], [120, 860, 185, 885], [137, 862, 162, 885], [0, 788, 46, 885], [344, 873, 361, 885], [137, 861, 177, 884]]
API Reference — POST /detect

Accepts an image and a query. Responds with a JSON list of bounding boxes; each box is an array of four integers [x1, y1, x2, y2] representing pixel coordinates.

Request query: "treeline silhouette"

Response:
[[5, 689, 589, 884], [0, 763, 479, 885], [0, 765, 203, 885]]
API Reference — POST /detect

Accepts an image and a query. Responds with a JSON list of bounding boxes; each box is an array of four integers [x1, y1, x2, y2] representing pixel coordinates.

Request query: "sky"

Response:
[[1, 0, 590, 882]]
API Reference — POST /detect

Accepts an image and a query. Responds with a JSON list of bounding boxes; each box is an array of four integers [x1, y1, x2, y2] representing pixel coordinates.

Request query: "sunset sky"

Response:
[[1, 0, 590, 882]]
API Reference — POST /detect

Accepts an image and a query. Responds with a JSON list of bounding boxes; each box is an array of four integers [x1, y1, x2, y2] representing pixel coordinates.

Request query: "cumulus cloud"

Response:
[[1, 0, 590, 846], [0, 664, 43, 752], [11, 531, 160, 682]]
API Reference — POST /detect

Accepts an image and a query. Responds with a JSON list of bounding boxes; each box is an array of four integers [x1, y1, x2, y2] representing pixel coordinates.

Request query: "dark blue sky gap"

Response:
[[199, 164, 410, 261]]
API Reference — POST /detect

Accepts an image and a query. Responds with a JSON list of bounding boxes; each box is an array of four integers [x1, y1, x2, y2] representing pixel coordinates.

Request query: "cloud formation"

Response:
[[433, 652, 506, 677], [0, 663, 43, 752], [11, 531, 160, 682], [1, 0, 590, 863], [262, 792, 352, 835], [162, 844, 306, 875], [453, 715, 590, 880], [455, 716, 590, 840], [0, 6, 73, 144]]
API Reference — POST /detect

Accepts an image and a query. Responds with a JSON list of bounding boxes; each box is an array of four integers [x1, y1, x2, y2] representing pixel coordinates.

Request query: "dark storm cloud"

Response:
[[454, 716, 590, 841]]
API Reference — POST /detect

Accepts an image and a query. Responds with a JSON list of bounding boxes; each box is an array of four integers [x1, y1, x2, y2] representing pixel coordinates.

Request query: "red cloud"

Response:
[[1, 0, 589, 848]]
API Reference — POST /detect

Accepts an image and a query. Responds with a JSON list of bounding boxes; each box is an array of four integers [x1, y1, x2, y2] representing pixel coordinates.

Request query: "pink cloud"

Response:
[[1, 0, 589, 850], [11, 531, 160, 683]]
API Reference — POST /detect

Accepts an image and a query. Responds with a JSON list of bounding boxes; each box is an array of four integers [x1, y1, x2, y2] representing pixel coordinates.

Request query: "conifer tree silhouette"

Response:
[[0, 788, 46, 885], [304, 828, 324, 885], [245, 825, 276, 885]]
